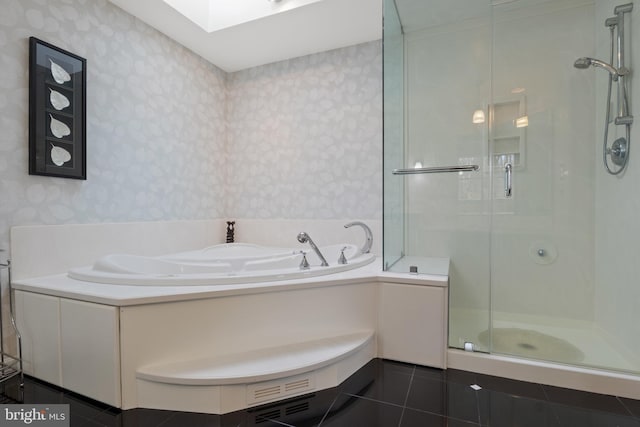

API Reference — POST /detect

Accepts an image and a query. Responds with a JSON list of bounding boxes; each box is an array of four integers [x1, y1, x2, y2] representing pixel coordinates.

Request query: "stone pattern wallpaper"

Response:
[[227, 42, 382, 219], [0, 0, 383, 256]]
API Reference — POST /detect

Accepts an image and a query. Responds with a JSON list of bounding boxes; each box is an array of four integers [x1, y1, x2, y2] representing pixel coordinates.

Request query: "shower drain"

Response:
[[517, 342, 537, 351], [478, 328, 585, 362]]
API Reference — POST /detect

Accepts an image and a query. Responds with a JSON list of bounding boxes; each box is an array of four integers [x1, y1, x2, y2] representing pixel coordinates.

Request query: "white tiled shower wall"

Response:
[[404, 0, 597, 322], [594, 0, 640, 368], [0, 0, 383, 259]]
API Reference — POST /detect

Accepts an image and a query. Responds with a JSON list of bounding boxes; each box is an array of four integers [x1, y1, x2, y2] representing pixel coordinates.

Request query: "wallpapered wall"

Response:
[[0, 0, 227, 253], [0, 0, 383, 256], [226, 43, 382, 219]]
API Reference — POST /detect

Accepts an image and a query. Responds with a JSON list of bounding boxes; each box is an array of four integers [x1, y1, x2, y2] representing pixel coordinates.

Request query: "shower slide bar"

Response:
[[392, 164, 479, 175]]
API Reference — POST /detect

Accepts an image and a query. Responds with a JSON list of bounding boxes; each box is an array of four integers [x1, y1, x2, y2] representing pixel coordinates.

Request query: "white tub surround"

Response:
[[11, 222, 448, 415], [15, 265, 447, 414]]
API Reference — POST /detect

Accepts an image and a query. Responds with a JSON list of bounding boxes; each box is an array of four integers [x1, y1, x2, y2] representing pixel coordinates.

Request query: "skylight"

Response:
[[163, 0, 324, 33]]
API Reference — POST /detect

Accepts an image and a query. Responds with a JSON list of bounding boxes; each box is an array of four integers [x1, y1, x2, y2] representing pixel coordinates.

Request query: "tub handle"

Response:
[[299, 251, 310, 270], [338, 247, 348, 265]]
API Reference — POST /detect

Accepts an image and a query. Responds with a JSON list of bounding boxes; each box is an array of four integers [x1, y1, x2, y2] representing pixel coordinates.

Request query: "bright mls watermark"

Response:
[[0, 405, 69, 426]]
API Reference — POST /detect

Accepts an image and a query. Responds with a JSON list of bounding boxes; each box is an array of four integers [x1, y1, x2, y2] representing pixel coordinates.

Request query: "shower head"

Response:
[[574, 57, 619, 80], [573, 57, 592, 69]]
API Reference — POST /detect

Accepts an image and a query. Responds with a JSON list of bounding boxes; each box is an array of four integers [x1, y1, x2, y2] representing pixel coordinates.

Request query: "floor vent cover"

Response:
[[285, 401, 309, 416], [251, 398, 313, 424], [254, 409, 281, 424], [247, 373, 315, 405]]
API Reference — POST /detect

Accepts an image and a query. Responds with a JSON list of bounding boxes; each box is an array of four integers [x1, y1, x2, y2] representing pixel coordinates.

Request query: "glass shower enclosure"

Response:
[[383, 0, 640, 375]]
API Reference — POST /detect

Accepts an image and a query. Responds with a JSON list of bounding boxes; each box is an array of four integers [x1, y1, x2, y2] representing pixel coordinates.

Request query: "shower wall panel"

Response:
[[594, 0, 640, 369], [383, 0, 405, 269], [490, 1, 596, 321]]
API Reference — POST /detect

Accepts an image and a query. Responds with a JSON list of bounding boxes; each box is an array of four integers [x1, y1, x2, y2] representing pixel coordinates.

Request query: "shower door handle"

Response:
[[392, 164, 479, 175], [504, 163, 513, 198]]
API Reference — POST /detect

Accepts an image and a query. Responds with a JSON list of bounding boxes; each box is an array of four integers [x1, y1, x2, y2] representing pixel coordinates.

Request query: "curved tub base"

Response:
[[134, 331, 375, 414]]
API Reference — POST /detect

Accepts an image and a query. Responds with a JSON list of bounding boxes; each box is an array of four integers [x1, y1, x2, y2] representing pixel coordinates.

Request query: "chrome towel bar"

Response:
[[392, 165, 479, 175]]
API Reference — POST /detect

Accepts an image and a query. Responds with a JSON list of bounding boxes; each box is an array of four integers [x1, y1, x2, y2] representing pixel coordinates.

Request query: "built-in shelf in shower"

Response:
[[491, 97, 526, 168]]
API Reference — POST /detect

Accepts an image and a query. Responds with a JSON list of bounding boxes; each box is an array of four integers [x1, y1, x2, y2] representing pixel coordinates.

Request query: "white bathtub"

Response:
[[68, 243, 376, 286]]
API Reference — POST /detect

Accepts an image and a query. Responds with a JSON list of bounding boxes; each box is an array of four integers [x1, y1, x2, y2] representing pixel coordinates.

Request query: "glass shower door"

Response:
[[382, 0, 493, 353], [488, 0, 597, 365], [382, 0, 405, 271], [488, 0, 640, 374]]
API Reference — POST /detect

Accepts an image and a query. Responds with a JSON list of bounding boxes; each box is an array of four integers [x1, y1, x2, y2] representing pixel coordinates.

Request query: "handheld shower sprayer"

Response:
[[297, 232, 329, 267], [574, 2, 633, 175], [573, 57, 620, 80]]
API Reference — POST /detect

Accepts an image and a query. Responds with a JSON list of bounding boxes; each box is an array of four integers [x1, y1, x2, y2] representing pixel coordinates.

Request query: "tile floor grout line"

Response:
[[397, 365, 416, 427], [403, 405, 482, 426], [474, 387, 482, 426], [540, 383, 551, 400], [342, 392, 406, 409], [261, 419, 296, 427], [315, 392, 340, 427], [617, 395, 637, 418], [540, 383, 564, 426], [158, 412, 183, 427]]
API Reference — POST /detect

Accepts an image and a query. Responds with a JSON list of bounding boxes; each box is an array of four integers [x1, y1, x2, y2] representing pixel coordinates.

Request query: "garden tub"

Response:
[[68, 243, 376, 286]]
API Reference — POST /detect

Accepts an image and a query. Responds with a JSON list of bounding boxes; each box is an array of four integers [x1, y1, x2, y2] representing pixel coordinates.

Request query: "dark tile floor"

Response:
[[2, 358, 640, 426]]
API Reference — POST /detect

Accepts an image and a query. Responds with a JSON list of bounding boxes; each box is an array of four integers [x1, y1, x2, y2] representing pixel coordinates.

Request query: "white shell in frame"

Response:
[[49, 88, 70, 110], [49, 58, 71, 84], [50, 143, 71, 166], [49, 114, 71, 138]]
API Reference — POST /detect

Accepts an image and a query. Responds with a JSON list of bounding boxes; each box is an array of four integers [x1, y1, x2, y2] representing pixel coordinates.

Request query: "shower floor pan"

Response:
[[449, 308, 640, 400], [450, 308, 639, 373]]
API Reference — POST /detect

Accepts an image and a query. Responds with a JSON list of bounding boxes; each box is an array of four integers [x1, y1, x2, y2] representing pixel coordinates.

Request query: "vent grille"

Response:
[[254, 409, 281, 424], [285, 378, 310, 392], [253, 385, 282, 400], [251, 400, 312, 424], [247, 373, 315, 404], [285, 402, 309, 416]]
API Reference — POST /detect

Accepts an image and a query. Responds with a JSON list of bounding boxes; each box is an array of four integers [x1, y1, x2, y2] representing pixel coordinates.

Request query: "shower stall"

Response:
[[383, 0, 640, 377]]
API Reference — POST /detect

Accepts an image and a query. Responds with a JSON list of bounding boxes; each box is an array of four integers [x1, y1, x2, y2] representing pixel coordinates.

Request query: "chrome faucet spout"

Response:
[[296, 232, 329, 267], [344, 221, 373, 254]]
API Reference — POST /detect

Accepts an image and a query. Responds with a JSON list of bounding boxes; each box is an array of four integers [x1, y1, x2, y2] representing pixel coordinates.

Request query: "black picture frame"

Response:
[[29, 37, 86, 180]]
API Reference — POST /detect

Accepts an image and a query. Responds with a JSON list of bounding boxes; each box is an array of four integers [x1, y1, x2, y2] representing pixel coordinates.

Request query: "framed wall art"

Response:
[[29, 37, 86, 179]]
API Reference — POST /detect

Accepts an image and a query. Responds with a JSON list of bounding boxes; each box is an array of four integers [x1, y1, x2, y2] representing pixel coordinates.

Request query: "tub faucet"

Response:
[[344, 221, 373, 254], [297, 232, 329, 266]]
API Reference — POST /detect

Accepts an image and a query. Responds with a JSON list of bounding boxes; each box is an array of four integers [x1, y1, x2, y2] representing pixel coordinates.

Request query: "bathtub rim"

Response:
[[66, 244, 372, 287], [12, 257, 450, 306]]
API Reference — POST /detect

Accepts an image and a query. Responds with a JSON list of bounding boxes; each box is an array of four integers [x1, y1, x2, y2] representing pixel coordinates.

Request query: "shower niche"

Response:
[[490, 96, 527, 170]]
